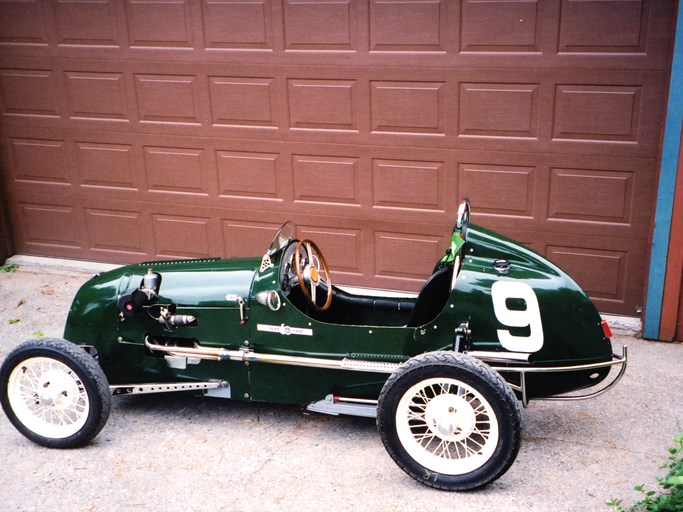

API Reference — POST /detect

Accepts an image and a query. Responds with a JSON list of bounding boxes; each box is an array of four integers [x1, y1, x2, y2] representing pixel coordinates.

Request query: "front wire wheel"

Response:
[[0, 338, 111, 448], [377, 352, 521, 491]]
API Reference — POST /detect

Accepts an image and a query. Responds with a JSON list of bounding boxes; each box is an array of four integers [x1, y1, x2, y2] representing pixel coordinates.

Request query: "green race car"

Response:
[[0, 199, 626, 491]]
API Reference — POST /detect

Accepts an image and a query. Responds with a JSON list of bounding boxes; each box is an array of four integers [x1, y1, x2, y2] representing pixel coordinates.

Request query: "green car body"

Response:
[[62, 223, 616, 406]]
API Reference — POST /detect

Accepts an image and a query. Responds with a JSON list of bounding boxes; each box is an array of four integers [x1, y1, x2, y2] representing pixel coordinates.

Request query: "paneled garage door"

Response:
[[0, 0, 675, 315]]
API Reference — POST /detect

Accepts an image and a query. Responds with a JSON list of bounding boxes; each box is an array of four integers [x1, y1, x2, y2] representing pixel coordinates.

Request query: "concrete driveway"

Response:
[[0, 260, 681, 512]]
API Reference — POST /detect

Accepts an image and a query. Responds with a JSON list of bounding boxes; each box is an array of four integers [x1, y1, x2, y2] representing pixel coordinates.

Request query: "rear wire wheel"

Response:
[[377, 351, 521, 490], [0, 338, 111, 448]]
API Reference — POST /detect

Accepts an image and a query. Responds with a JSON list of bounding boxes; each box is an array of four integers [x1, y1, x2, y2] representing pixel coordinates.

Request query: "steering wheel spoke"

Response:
[[294, 239, 333, 311], [310, 279, 317, 303]]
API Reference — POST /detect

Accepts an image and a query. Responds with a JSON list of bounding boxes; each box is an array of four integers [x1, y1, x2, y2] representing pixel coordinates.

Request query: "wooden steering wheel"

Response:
[[294, 239, 333, 311]]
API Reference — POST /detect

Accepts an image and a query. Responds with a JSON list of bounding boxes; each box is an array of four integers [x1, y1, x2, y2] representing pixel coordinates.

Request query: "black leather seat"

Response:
[[406, 265, 454, 327]]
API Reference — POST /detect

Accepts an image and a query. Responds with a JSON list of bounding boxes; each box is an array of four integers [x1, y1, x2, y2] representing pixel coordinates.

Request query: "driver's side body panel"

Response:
[[246, 263, 448, 404]]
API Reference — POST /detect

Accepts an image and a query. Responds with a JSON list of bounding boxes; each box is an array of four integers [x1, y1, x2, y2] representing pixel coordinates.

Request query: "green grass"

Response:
[[607, 431, 683, 512]]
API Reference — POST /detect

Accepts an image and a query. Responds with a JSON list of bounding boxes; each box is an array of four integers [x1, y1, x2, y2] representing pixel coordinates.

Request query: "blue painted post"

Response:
[[644, 1, 683, 339]]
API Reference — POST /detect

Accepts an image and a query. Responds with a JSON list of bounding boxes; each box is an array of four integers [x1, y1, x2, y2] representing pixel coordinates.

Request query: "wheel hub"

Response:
[[39, 390, 55, 407], [308, 266, 320, 285], [425, 393, 476, 442], [36, 371, 76, 409]]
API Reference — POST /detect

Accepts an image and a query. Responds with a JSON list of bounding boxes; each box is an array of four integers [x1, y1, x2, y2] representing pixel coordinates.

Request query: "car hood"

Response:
[[120, 257, 261, 308]]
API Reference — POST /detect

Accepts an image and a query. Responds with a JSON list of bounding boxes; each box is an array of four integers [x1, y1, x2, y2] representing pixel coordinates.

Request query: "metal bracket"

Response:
[[110, 380, 225, 396], [225, 294, 247, 325], [307, 394, 378, 418], [454, 322, 471, 352]]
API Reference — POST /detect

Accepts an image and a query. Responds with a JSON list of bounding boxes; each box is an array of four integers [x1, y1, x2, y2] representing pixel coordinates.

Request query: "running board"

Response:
[[307, 394, 378, 418]]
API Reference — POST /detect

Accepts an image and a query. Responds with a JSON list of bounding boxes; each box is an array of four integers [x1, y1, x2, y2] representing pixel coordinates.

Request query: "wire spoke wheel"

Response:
[[396, 377, 498, 475], [7, 357, 91, 439], [0, 338, 111, 448], [377, 351, 521, 491]]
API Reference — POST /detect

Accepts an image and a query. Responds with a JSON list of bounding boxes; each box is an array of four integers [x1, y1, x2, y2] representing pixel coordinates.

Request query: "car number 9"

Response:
[[491, 281, 544, 353]]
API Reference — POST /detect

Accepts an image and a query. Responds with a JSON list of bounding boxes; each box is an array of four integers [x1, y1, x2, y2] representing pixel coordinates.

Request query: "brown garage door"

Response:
[[0, 195, 11, 265], [0, 0, 675, 315]]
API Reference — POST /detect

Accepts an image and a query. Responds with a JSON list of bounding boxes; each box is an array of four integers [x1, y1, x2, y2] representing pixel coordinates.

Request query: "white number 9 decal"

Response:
[[491, 281, 544, 353]]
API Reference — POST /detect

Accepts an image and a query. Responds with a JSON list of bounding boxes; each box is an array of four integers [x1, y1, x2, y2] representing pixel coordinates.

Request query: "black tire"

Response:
[[377, 351, 522, 491], [0, 338, 111, 448]]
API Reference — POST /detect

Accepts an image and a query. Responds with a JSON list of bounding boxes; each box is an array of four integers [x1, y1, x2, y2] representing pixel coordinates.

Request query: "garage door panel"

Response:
[[370, 80, 446, 135], [370, 0, 447, 53], [152, 213, 213, 260], [558, 0, 646, 55], [203, 0, 273, 50], [486, 228, 646, 313], [85, 208, 148, 258], [553, 84, 641, 143], [0, 1, 48, 46], [65, 72, 128, 122], [292, 154, 361, 206], [2, 126, 658, 238], [548, 74, 667, 155], [125, 0, 194, 49], [287, 78, 359, 131], [216, 149, 282, 200], [134, 73, 201, 125], [459, 163, 536, 218], [54, 0, 120, 47], [548, 168, 635, 225], [456, 149, 655, 235], [542, 233, 650, 314], [460, 0, 542, 53], [284, 0, 357, 51], [372, 159, 445, 212], [209, 76, 278, 128], [2, 125, 658, 224], [459, 82, 539, 138], [143, 145, 210, 196], [13, 201, 83, 254], [0, 68, 60, 118], [8, 137, 71, 185], [77, 141, 137, 190], [541, 159, 655, 238]]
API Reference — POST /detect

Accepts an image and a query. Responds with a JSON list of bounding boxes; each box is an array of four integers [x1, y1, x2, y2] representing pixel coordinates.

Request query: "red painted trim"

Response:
[[660, 130, 683, 341]]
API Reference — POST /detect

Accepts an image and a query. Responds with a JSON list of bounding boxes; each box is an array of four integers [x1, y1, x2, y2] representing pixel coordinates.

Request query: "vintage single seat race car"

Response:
[[0, 199, 627, 491]]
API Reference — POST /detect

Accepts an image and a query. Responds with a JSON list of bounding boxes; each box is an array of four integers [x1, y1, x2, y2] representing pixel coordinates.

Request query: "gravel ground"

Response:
[[0, 262, 681, 512]]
